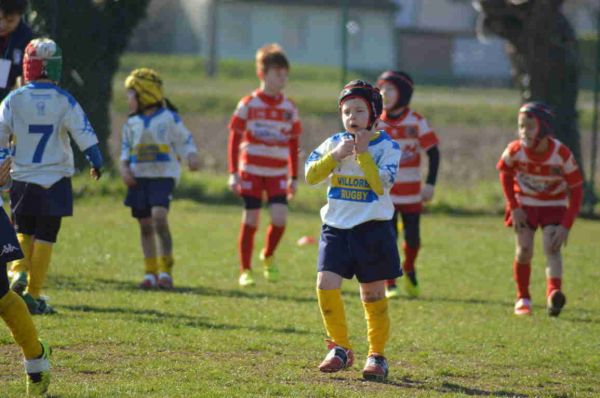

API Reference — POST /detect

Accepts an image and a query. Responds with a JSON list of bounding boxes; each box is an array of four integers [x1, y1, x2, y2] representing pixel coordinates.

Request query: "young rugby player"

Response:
[[376, 71, 440, 298], [306, 80, 401, 381], [1, 38, 103, 314], [120, 68, 199, 290], [227, 43, 302, 287], [0, 154, 52, 396], [497, 102, 583, 317]]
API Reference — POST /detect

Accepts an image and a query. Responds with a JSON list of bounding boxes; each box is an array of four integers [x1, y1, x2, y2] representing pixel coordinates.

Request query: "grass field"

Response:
[[1, 183, 600, 397]]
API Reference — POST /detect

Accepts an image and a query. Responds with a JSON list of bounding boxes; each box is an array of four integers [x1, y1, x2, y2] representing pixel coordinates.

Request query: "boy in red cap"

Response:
[[497, 102, 583, 317]]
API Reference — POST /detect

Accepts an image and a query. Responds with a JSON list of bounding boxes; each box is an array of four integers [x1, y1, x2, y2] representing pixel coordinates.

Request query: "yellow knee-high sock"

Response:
[[158, 255, 174, 274], [362, 298, 390, 356], [26, 241, 53, 299], [10, 233, 33, 273], [317, 288, 351, 349], [144, 257, 159, 274], [0, 290, 42, 359]]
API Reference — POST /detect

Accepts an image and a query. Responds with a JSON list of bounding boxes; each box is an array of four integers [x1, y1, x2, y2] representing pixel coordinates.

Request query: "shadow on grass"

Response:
[[51, 275, 316, 305], [61, 303, 316, 336], [330, 375, 528, 397]]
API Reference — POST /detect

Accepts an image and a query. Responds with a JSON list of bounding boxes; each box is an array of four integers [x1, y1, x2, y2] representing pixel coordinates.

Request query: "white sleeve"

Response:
[[378, 141, 402, 189], [120, 123, 131, 162], [0, 98, 13, 147], [62, 101, 99, 151], [171, 118, 198, 159]]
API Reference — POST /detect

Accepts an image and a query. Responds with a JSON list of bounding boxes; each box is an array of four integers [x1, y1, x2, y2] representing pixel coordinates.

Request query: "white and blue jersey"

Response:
[[305, 131, 401, 229], [120, 107, 198, 180], [0, 82, 99, 188]]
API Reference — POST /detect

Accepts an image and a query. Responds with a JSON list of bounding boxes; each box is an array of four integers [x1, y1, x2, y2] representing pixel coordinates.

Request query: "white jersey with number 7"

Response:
[[0, 82, 99, 188]]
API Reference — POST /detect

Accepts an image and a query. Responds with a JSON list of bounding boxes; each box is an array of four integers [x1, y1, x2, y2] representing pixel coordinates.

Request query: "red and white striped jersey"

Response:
[[497, 138, 583, 207], [376, 109, 439, 204], [229, 89, 301, 177]]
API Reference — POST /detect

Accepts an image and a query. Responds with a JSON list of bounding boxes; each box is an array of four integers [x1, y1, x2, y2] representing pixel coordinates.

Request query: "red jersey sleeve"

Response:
[[417, 117, 439, 151]]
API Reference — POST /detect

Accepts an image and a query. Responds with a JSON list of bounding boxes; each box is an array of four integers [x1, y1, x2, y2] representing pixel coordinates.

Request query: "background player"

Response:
[[376, 71, 440, 298], [306, 80, 401, 381], [120, 68, 199, 290], [0, 153, 52, 396], [497, 102, 583, 317], [227, 43, 302, 287], [0, 38, 103, 314]]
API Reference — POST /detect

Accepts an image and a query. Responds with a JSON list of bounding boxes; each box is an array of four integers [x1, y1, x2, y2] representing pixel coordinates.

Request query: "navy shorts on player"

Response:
[[317, 220, 402, 283], [125, 177, 175, 218], [10, 178, 73, 217], [0, 207, 24, 264]]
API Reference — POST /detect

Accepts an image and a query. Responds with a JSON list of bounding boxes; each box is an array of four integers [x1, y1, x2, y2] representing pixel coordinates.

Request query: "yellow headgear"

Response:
[[124, 68, 164, 109]]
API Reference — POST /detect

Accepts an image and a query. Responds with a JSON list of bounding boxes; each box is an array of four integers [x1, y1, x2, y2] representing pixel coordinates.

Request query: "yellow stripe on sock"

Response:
[[26, 241, 53, 299], [10, 233, 33, 273], [0, 290, 42, 359], [363, 298, 390, 356], [144, 257, 159, 274], [317, 288, 351, 349]]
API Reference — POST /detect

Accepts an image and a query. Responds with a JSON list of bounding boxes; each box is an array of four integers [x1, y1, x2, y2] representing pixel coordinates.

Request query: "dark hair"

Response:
[[0, 0, 28, 15]]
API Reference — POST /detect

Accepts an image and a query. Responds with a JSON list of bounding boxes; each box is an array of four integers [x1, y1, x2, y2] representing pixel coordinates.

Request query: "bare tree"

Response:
[[474, 0, 583, 171]]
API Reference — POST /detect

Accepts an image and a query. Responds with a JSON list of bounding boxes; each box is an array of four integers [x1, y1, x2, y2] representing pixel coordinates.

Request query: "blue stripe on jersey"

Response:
[[328, 187, 379, 203], [130, 153, 171, 164], [29, 82, 77, 107], [168, 110, 181, 124], [140, 107, 166, 128]]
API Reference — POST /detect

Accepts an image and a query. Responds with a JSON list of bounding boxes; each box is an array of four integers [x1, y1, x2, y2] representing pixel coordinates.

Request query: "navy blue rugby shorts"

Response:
[[317, 219, 402, 283]]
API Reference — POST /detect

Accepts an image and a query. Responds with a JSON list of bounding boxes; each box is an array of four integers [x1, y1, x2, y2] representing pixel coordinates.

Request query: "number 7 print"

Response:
[[29, 124, 53, 163]]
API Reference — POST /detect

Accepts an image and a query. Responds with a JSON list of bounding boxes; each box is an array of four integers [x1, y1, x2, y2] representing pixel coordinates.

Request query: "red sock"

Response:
[[264, 224, 285, 258], [513, 260, 531, 299], [546, 278, 562, 297], [402, 243, 420, 274], [239, 224, 257, 271]]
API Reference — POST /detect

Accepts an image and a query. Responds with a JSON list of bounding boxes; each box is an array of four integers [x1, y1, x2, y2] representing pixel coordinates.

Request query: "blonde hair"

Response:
[[255, 43, 289, 75]]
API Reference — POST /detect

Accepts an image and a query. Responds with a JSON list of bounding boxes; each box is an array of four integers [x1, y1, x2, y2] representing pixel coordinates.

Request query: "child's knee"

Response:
[[515, 245, 533, 263]]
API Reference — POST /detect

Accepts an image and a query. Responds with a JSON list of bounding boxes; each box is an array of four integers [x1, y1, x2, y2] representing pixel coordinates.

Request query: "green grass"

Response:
[[1, 184, 600, 397], [113, 53, 596, 130]]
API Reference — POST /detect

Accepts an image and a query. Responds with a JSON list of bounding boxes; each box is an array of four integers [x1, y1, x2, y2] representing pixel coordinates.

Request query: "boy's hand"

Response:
[[354, 129, 371, 154], [121, 166, 137, 187], [0, 157, 11, 186], [90, 167, 102, 180], [331, 139, 354, 161], [228, 173, 240, 193], [550, 225, 569, 251], [287, 177, 297, 200], [421, 183, 435, 202], [511, 208, 527, 232], [187, 153, 200, 171]]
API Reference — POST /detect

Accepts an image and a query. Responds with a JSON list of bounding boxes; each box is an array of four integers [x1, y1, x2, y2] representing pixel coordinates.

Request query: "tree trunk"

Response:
[[477, 0, 583, 169], [29, 0, 150, 168]]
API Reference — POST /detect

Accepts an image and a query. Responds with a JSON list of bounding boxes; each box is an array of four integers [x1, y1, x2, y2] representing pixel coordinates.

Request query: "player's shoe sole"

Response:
[[547, 290, 566, 317]]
